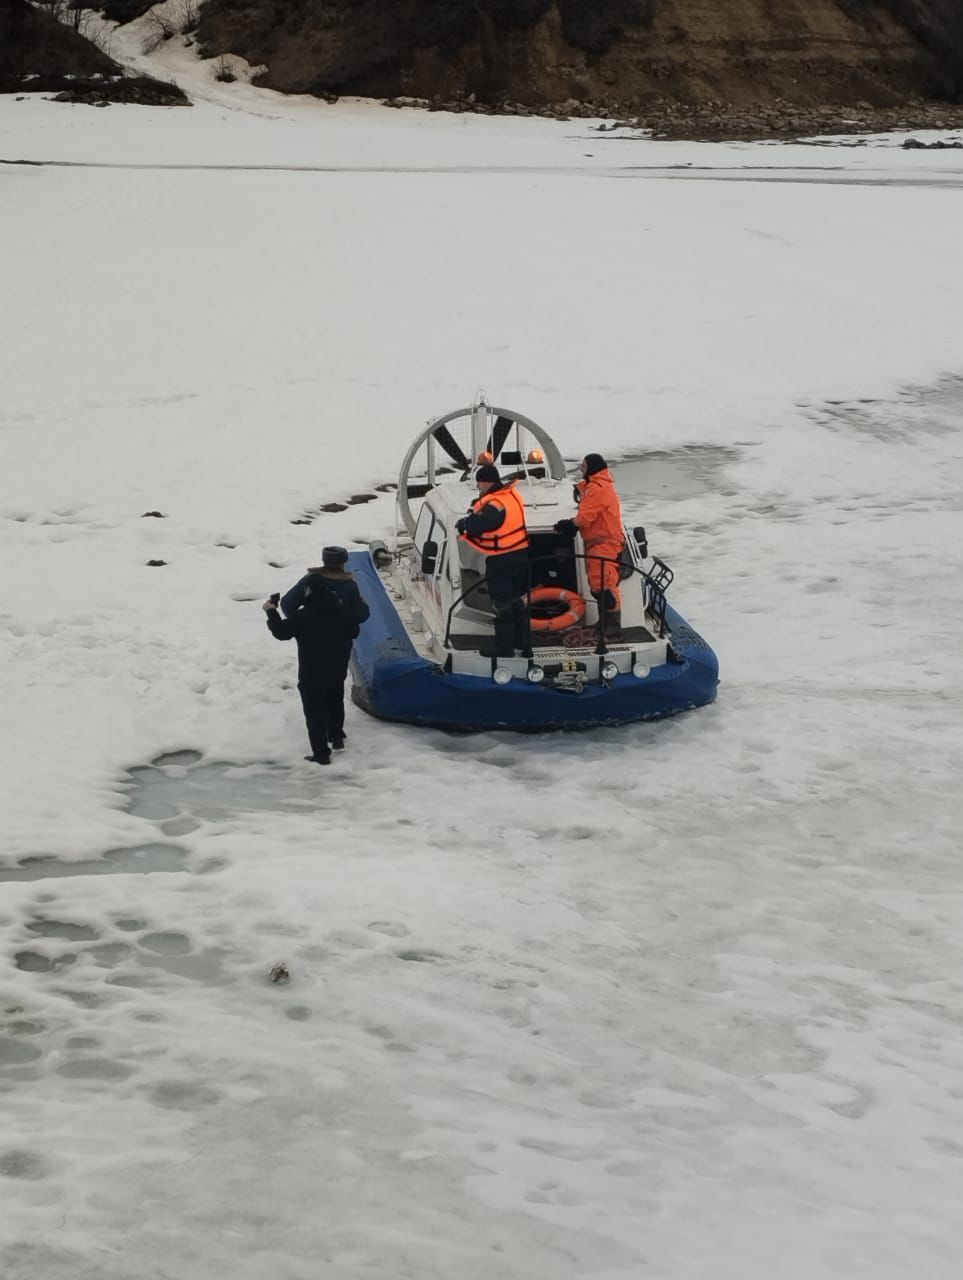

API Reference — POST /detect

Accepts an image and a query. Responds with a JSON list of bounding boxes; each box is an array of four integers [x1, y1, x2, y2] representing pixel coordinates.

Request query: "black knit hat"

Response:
[[475, 464, 501, 484], [582, 453, 607, 476], [321, 545, 348, 567]]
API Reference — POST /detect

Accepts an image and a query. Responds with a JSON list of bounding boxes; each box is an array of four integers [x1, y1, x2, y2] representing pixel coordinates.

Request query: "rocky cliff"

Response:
[[195, 0, 963, 110], [0, 0, 117, 90], [0, 0, 187, 100]]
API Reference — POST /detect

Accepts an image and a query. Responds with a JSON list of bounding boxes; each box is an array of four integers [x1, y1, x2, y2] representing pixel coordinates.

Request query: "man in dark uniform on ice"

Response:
[[263, 546, 370, 765]]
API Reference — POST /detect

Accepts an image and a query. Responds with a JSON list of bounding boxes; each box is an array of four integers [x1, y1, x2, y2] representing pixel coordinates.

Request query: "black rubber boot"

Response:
[[604, 610, 623, 641], [490, 609, 517, 657], [512, 600, 533, 657], [591, 592, 622, 642]]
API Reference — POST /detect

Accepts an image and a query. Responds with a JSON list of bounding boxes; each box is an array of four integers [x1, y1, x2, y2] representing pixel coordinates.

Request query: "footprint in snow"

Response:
[[367, 921, 409, 938]]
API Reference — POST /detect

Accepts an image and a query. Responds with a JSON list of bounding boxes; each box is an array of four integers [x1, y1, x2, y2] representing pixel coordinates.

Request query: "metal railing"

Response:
[[440, 549, 673, 656]]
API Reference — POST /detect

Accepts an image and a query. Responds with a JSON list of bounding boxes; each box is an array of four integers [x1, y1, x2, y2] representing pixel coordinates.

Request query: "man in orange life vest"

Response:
[[555, 453, 625, 640], [456, 463, 531, 658]]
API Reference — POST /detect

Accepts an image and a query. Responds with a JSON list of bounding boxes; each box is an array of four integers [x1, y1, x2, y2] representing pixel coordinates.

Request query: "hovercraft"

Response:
[[348, 397, 718, 731]]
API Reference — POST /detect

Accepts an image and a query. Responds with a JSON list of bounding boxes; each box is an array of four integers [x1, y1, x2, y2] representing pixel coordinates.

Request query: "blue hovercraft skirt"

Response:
[[347, 552, 718, 732]]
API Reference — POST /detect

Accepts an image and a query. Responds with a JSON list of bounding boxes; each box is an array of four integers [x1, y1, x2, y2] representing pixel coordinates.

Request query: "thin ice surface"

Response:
[[1, 69, 963, 1280]]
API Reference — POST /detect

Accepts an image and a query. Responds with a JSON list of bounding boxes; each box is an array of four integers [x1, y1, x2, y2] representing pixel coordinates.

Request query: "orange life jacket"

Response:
[[460, 482, 530, 555]]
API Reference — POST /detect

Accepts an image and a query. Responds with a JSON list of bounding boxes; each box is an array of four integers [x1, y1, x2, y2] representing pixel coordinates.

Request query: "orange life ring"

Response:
[[526, 586, 586, 633]]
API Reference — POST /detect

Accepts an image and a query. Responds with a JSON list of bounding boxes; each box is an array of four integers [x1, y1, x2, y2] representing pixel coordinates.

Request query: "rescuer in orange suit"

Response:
[[555, 453, 624, 640], [457, 463, 531, 658]]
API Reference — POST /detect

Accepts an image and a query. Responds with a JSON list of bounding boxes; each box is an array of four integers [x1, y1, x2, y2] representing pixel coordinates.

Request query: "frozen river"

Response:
[[1, 81, 962, 1280]]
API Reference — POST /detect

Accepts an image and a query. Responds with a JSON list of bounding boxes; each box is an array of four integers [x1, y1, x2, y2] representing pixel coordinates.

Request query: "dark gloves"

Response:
[[456, 517, 468, 534], [554, 519, 577, 537]]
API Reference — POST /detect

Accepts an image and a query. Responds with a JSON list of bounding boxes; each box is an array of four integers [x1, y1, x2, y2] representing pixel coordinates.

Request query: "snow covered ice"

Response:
[[2, 56, 963, 1279]]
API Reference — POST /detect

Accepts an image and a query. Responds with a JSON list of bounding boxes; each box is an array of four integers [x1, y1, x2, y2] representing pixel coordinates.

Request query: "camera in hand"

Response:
[[270, 592, 280, 606]]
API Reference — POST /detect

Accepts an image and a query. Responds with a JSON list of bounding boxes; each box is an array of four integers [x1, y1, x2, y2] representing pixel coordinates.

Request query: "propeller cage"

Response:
[[395, 402, 568, 536]]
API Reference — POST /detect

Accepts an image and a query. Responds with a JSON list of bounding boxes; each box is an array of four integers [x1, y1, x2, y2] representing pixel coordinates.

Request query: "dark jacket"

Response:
[[267, 570, 370, 687], [281, 566, 363, 619]]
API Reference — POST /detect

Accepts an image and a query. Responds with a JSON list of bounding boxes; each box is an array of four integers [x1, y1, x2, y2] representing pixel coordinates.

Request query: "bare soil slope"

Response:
[[195, 0, 962, 111], [0, 0, 187, 101], [0, 0, 117, 90]]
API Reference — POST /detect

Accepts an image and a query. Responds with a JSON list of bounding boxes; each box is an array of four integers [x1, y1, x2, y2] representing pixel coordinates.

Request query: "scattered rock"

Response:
[[141, 511, 166, 518], [384, 95, 431, 109], [636, 100, 963, 142], [282, 89, 963, 142], [269, 962, 290, 984], [51, 75, 189, 107], [903, 136, 963, 149], [146, 559, 167, 567]]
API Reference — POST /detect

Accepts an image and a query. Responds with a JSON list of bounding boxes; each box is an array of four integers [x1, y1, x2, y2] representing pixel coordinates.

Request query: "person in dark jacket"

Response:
[[456, 463, 531, 658], [264, 546, 370, 765]]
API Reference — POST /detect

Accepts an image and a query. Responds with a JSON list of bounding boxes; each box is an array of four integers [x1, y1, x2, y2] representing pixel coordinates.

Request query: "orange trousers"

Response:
[[586, 540, 622, 610]]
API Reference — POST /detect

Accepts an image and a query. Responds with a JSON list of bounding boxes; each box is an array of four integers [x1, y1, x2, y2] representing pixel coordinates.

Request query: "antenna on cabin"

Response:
[[470, 390, 490, 465]]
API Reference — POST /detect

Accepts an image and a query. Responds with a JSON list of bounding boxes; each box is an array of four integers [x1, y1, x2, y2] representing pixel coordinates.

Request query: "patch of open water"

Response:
[[803, 373, 963, 444], [611, 445, 741, 506], [0, 752, 361, 881]]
